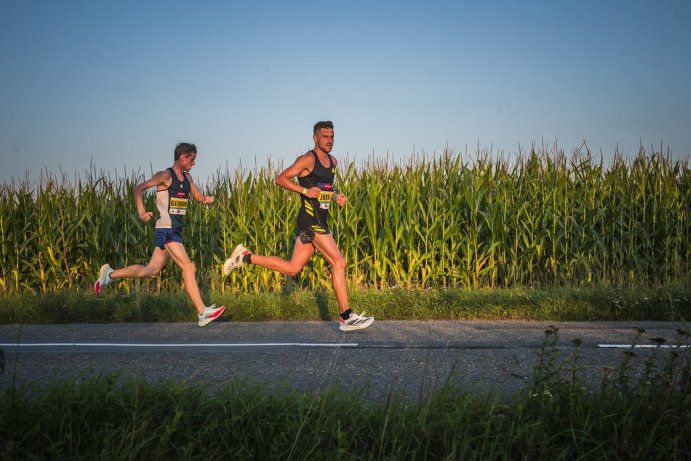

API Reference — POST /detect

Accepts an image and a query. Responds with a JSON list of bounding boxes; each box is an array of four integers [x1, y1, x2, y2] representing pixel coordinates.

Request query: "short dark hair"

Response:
[[313, 121, 334, 134], [174, 142, 197, 160]]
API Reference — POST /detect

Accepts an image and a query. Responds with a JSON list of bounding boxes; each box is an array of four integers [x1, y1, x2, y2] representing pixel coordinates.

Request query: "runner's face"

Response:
[[314, 128, 334, 154], [180, 153, 197, 171]]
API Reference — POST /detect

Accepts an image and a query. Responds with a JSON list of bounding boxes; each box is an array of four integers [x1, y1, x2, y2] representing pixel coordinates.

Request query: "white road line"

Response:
[[598, 344, 689, 349], [2, 343, 687, 349], [0, 342, 359, 348]]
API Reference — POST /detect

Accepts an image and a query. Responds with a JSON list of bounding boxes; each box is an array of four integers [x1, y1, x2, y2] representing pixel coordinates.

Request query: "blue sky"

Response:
[[2, 0, 690, 186]]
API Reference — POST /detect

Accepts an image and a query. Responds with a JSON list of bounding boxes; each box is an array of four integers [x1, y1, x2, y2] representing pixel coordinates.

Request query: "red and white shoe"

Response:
[[94, 264, 113, 295], [198, 304, 226, 327]]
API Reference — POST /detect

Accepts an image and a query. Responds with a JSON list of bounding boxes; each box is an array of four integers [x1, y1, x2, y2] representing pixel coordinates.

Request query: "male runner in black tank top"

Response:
[[295, 149, 335, 241], [223, 121, 374, 331], [93, 142, 226, 327]]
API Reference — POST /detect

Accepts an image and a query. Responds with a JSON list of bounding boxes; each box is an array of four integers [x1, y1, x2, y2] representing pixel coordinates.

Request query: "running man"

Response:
[[94, 142, 226, 327], [223, 121, 373, 331]]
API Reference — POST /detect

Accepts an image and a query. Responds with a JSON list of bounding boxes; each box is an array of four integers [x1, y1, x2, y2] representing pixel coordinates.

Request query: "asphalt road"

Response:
[[1, 320, 687, 401]]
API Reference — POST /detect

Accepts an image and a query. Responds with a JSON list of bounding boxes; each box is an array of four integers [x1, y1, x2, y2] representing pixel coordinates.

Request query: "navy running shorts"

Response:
[[154, 227, 185, 250]]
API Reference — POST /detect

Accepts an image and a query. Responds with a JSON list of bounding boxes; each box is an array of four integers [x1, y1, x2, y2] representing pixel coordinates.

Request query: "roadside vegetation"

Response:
[[1, 146, 688, 323], [1, 285, 689, 324], [1, 147, 688, 296]]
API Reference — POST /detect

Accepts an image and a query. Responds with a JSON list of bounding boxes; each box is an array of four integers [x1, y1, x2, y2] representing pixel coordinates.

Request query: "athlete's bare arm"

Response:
[[275, 153, 321, 198], [187, 173, 214, 205], [134, 170, 171, 222]]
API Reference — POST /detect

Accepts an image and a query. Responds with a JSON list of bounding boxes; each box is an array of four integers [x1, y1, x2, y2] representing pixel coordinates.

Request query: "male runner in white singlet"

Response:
[[94, 142, 226, 326]]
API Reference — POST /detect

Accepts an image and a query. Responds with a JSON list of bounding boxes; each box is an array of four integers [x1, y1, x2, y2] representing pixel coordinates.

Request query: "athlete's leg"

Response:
[[110, 247, 169, 279], [250, 238, 314, 276], [310, 233, 350, 313], [164, 242, 206, 314]]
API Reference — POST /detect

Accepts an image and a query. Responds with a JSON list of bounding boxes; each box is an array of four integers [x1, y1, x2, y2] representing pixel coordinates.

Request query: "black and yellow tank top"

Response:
[[298, 151, 336, 212]]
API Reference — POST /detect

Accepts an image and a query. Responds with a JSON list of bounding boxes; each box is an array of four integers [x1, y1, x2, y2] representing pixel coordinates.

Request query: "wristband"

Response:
[[301, 187, 308, 195]]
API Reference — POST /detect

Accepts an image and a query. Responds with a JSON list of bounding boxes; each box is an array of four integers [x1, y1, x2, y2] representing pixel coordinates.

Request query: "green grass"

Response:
[[1, 285, 689, 324], [1, 328, 689, 460]]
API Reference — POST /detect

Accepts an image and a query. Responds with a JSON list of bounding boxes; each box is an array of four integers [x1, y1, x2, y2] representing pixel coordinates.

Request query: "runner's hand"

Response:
[[335, 193, 347, 207], [139, 211, 154, 222], [304, 187, 320, 199]]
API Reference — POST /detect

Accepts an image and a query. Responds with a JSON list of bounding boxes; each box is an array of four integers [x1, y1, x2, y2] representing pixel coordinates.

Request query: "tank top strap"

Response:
[[310, 150, 334, 170], [167, 167, 178, 189]]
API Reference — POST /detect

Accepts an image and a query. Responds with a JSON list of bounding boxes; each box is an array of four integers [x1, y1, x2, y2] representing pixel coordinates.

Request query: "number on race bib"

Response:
[[317, 182, 335, 210], [169, 197, 189, 215], [318, 191, 334, 209]]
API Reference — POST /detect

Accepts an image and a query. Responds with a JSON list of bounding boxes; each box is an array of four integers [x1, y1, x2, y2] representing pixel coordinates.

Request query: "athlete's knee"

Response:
[[182, 261, 196, 274], [146, 268, 161, 278], [285, 265, 302, 277], [332, 255, 347, 272]]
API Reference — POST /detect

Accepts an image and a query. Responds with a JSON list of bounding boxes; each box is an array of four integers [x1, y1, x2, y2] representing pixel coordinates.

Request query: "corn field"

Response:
[[0, 148, 688, 295]]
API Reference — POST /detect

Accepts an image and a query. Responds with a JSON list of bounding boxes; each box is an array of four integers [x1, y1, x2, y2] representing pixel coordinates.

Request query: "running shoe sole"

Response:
[[339, 316, 374, 331], [223, 244, 249, 275], [94, 264, 112, 295], [198, 305, 226, 327]]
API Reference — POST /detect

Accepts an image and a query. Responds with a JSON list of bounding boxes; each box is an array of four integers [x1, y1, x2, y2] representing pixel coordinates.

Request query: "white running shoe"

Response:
[[339, 311, 374, 331], [198, 304, 226, 327], [223, 244, 250, 275], [94, 263, 114, 295]]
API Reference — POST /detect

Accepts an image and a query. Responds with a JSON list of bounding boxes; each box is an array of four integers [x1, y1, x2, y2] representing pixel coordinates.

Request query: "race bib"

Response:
[[169, 197, 189, 215], [317, 182, 334, 210]]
